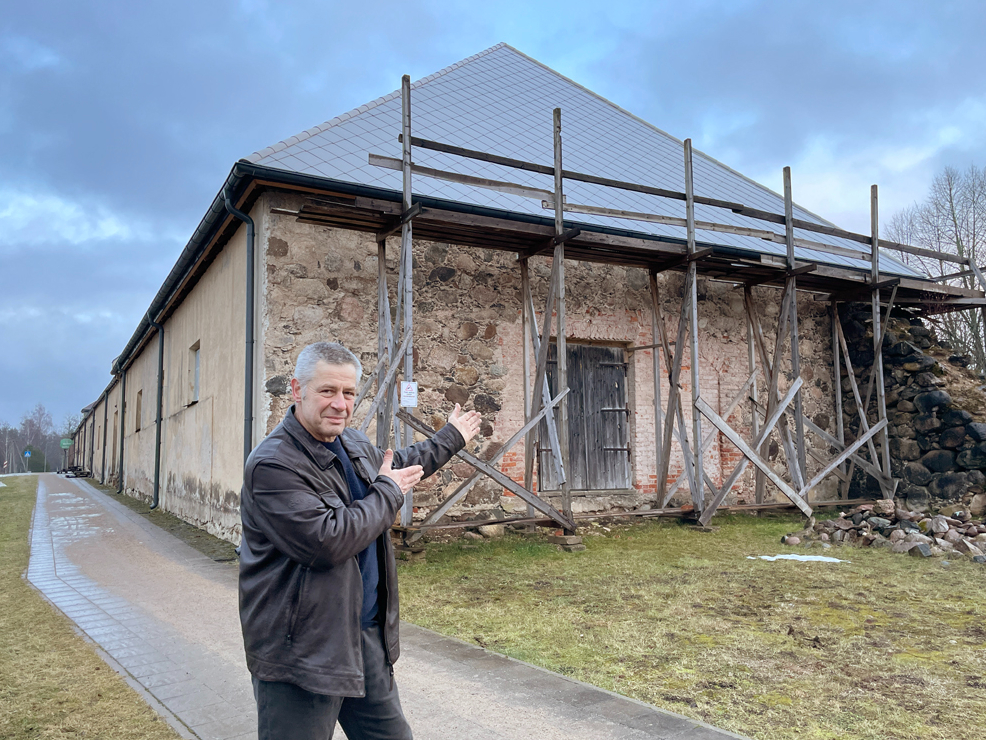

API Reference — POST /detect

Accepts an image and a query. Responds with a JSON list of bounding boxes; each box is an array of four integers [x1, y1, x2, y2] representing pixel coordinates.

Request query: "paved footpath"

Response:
[[25, 474, 747, 740]]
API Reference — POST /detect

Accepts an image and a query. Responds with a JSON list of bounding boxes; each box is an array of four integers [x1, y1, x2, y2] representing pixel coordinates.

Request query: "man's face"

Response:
[[290, 361, 357, 443]]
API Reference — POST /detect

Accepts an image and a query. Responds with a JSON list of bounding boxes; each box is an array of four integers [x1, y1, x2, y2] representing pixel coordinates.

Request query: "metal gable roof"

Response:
[[248, 43, 922, 278]]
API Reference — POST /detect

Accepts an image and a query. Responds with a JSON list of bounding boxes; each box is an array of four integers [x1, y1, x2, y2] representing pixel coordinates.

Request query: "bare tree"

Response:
[[886, 165, 986, 371], [0, 420, 15, 474]]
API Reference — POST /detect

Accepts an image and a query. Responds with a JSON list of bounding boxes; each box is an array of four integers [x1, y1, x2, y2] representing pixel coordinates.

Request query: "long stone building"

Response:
[[72, 44, 976, 543]]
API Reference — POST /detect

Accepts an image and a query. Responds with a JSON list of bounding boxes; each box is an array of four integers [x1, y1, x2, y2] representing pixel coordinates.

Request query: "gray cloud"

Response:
[[0, 0, 982, 423]]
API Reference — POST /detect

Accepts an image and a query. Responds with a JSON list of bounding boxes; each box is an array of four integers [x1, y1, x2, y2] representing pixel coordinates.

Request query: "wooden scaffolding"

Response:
[[279, 75, 986, 537]]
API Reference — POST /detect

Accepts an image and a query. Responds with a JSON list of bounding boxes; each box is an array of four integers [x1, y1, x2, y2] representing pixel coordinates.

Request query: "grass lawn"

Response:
[[0, 475, 180, 740], [399, 514, 986, 740]]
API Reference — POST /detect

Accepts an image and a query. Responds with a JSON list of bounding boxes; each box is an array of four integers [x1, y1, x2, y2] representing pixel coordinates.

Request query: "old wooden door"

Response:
[[538, 343, 631, 491]]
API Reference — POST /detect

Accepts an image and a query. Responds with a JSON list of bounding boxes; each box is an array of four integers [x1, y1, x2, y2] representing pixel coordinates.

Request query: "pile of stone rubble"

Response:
[[784, 499, 986, 562]]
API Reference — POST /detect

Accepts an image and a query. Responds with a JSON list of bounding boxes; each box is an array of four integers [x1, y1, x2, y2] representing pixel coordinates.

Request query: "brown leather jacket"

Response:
[[238, 406, 464, 696]]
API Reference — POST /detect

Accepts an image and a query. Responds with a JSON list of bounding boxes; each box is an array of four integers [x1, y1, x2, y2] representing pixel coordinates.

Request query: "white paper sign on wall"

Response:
[[400, 381, 419, 408]]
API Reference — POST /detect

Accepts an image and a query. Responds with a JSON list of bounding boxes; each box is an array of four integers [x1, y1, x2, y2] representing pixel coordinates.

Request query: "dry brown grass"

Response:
[[0, 475, 180, 740], [399, 514, 986, 740]]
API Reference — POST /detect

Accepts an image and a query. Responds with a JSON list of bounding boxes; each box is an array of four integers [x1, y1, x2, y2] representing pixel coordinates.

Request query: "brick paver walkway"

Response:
[[26, 474, 747, 740]]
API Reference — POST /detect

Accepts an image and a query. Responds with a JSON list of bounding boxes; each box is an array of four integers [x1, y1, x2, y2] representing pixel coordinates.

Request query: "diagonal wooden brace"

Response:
[[417, 389, 568, 528], [523, 276, 565, 483], [697, 377, 803, 525], [664, 370, 757, 502], [359, 331, 412, 433], [696, 396, 813, 518], [396, 411, 576, 531], [797, 419, 887, 500], [759, 400, 892, 487]]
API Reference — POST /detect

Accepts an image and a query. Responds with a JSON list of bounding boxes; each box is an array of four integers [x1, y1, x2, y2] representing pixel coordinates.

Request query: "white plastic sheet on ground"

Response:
[[748, 554, 849, 563]]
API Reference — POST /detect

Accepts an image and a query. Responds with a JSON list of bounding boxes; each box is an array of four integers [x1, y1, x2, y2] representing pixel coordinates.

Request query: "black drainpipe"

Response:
[[117, 366, 127, 493], [223, 188, 255, 466], [89, 412, 96, 475], [101, 391, 109, 483], [147, 312, 165, 510]]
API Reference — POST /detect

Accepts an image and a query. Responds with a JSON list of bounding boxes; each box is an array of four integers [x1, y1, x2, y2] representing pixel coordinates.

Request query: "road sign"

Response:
[[60, 438, 72, 449], [24, 450, 31, 458]]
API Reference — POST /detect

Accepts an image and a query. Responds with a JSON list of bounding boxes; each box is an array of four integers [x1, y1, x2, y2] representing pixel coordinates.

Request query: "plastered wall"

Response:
[[108, 203, 258, 543]]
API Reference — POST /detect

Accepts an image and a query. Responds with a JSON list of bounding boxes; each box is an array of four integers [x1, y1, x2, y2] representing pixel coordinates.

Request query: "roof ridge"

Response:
[[246, 43, 509, 163], [498, 43, 840, 229]]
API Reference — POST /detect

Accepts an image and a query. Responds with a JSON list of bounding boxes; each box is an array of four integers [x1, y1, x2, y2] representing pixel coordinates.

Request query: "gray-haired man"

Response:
[[239, 342, 480, 739]]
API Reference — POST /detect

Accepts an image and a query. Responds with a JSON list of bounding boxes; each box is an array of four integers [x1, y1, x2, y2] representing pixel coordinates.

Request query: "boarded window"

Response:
[[538, 343, 631, 491], [189, 341, 201, 404]]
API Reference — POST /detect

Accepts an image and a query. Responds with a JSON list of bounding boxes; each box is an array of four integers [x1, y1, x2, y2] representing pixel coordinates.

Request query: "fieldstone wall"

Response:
[[260, 191, 839, 522], [839, 303, 986, 516]]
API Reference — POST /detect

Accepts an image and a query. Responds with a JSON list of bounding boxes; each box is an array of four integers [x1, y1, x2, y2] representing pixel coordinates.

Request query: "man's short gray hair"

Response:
[[293, 342, 363, 388]]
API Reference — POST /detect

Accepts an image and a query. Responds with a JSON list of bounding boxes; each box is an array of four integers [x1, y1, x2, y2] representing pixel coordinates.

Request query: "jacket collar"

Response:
[[282, 405, 336, 470]]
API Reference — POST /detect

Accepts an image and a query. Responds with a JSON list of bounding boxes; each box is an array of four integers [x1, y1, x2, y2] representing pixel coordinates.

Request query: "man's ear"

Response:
[[290, 377, 303, 403]]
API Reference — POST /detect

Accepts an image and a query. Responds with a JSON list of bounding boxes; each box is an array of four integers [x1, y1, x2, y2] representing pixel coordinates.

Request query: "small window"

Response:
[[188, 341, 201, 405], [135, 390, 142, 432]]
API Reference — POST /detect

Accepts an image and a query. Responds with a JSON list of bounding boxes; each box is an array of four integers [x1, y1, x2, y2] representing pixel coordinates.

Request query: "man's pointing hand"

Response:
[[377, 449, 423, 494], [447, 403, 482, 444]]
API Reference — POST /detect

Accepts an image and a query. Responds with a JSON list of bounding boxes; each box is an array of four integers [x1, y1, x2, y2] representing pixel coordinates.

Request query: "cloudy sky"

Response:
[[1, 0, 984, 427]]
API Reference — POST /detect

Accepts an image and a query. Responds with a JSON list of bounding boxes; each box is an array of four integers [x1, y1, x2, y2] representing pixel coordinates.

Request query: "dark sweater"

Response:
[[325, 437, 379, 629]]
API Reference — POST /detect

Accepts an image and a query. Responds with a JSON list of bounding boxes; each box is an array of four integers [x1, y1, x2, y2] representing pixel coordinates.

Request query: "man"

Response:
[[239, 341, 480, 740]]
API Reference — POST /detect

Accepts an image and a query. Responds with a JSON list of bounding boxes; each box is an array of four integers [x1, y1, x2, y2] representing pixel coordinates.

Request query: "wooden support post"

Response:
[[657, 277, 699, 506], [832, 300, 846, 495], [400, 74, 414, 527], [524, 252, 565, 484], [684, 139, 705, 513], [376, 238, 390, 448], [835, 319, 884, 473], [870, 185, 892, 498], [649, 269, 664, 498], [784, 168, 808, 487], [553, 108, 574, 533], [521, 258, 536, 520], [747, 287, 764, 503]]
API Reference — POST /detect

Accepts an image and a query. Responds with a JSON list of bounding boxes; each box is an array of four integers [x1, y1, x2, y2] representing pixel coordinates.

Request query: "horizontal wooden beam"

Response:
[[649, 247, 715, 274], [825, 278, 901, 302], [517, 228, 584, 259], [402, 135, 970, 264], [742, 262, 817, 289], [369, 153, 554, 201]]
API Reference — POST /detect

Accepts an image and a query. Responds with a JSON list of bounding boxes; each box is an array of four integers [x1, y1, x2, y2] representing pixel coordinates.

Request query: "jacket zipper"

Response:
[[286, 567, 309, 646]]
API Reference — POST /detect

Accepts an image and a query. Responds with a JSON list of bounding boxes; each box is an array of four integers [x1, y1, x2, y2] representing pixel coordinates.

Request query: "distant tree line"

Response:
[[0, 404, 79, 473], [887, 164, 986, 371]]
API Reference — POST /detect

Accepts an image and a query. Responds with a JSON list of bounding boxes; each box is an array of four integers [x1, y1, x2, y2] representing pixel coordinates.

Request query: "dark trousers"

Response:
[[253, 625, 412, 740]]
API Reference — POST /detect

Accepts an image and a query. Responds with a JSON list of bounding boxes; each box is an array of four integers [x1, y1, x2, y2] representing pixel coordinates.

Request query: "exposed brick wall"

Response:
[[261, 192, 839, 520]]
